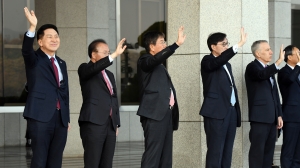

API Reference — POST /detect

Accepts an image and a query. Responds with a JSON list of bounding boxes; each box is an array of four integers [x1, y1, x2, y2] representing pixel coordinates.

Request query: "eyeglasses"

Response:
[[217, 42, 230, 47], [96, 51, 111, 55], [158, 41, 167, 45]]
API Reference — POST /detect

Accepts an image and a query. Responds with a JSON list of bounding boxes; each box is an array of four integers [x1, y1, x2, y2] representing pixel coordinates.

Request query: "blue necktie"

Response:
[[230, 88, 236, 105], [223, 65, 236, 106]]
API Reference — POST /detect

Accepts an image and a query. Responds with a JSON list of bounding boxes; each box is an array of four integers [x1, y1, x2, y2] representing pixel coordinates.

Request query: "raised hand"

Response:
[[279, 44, 285, 61], [176, 26, 186, 46], [111, 38, 127, 58], [276, 44, 285, 66], [24, 7, 37, 32], [238, 27, 247, 47]]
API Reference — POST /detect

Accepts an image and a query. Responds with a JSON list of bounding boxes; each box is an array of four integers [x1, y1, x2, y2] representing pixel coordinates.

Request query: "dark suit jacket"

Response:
[[78, 57, 120, 131], [137, 46, 179, 130], [22, 33, 70, 127], [278, 64, 300, 122], [245, 59, 282, 124], [200, 47, 241, 127]]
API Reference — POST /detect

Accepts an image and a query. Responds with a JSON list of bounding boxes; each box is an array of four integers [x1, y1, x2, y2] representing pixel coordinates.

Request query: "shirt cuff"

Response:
[[275, 64, 280, 70], [108, 55, 113, 62], [26, 30, 35, 37], [232, 44, 239, 53]]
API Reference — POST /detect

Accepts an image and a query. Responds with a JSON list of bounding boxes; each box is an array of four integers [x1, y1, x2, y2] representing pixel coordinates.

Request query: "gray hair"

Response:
[[251, 40, 268, 56]]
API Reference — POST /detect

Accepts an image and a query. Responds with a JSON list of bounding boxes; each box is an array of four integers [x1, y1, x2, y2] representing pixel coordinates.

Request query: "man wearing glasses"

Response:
[[78, 38, 126, 168], [137, 26, 186, 168], [200, 28, 247, 168], [278, 45, 300, 168]]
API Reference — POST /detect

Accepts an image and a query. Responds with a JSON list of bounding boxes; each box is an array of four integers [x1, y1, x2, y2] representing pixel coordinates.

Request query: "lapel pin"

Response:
[[60, 61, 62, 63]]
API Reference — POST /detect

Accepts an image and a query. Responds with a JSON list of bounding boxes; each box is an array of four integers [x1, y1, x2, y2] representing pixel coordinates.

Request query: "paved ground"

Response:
[[0, 141, 282, 168], [0, 141, 143, 168]]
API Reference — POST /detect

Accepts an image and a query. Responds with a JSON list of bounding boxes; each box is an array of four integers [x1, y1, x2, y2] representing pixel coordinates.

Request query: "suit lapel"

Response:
[[254, 59, 273, 88], [223, 63, 234, 85], [102, 69, 115, 95], [37, 48, 58, 86], [287, 65, 300, 86], [56, 56, 67, 81], [107, 71, 117, 95], [161, 64, 171, 79], [160, 64, 177, 99]]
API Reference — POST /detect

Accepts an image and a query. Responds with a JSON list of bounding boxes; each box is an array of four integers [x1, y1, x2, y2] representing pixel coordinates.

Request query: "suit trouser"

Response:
[[141, 108, 173, 168], [80, 117, 116, 168], [248, 122, 276, 168], [28, 109, 68, 168], [280, 122, 300, 168], [204, 106, 237, 168]]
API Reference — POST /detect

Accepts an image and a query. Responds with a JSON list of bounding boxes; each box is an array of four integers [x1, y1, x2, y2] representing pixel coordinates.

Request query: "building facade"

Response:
[[1, 0, 300, 167]]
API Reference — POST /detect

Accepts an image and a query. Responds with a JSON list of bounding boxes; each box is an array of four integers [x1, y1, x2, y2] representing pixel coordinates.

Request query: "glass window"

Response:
[[292, 9, 300, 47], [120, 0, 166, 105], [0, 0, 35, 106]]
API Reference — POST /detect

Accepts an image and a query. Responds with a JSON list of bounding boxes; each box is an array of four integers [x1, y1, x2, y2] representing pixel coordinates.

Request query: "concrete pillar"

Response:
[[168, 0, 269, 167], [269, 0, 291, 64]]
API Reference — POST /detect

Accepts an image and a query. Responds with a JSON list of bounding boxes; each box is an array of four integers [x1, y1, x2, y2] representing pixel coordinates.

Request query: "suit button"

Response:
[[56, 98, 58, 101]]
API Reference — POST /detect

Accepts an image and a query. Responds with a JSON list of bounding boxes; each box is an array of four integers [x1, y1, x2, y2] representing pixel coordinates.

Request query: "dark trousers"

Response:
[[80, 117, 116, 168], [280, 122, 300, 168], [249, 122, 276, 168], [25, 120, 31, 139], [204, 106, 237, 168], [141, 108, 173, 168], [28, 109, 68, 168]]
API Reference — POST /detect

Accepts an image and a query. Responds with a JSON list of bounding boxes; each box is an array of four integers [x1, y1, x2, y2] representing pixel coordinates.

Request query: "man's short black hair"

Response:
[[207, 32, 227, 52], [284, 45, 297, 62], [88, 39, 107, 58], [36, 24, 59, 41], [143, 31, 165, 53]]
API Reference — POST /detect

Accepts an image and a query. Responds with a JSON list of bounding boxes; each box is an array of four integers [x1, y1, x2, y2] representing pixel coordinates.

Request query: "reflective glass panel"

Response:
[[120, 0, 166, 105], [1, 0, 35, 106]]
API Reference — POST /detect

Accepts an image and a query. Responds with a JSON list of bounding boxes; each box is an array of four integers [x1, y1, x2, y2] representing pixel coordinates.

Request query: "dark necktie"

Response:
[[50, 57, 60, 109], [265, 65, 274, 87]]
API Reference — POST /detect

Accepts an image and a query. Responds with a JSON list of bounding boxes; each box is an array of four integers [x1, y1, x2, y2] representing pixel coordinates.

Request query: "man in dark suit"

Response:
[[278, 45, 300, 168], [137, 26, 186, 168], [22, 7, 70, 168], [245, 40, 284, 168], [78, 38, 126, 168], [200, 28, 247, 168]]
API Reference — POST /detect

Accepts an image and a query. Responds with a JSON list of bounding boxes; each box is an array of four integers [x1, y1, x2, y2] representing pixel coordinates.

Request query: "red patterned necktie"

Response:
[[102, 70, 113, 116], [50, 57, 60, 109]]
